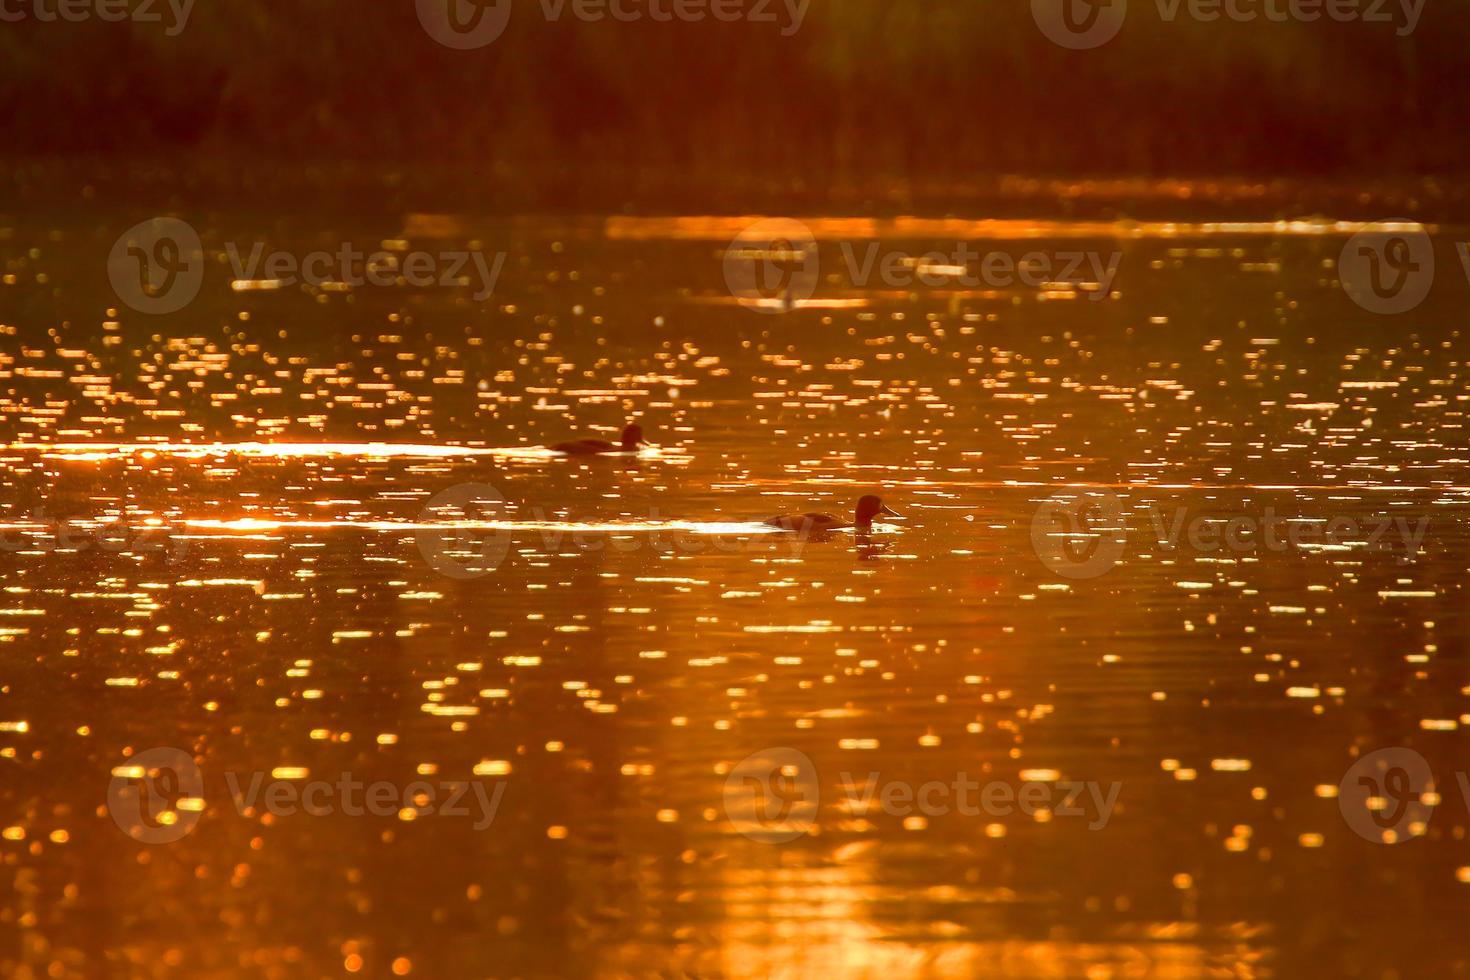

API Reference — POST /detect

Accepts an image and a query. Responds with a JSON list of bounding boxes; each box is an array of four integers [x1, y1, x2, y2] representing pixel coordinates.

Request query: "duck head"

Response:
[[620, 423, 647, 450], [855, 494, 900, 527]]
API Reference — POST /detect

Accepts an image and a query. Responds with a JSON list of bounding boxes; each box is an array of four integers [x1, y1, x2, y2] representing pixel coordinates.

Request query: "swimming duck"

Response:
[[764, 494, 899, 533], [550, 423, 647, 456]]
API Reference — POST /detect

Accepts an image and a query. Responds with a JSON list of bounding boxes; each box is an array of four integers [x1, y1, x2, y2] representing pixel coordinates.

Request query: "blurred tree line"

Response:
[[1, 0, 1465, 199]]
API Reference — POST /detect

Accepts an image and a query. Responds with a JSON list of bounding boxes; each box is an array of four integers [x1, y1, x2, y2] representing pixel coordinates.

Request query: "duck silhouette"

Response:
[[549, 423, 647, 456], [763, 494, 899, 534]]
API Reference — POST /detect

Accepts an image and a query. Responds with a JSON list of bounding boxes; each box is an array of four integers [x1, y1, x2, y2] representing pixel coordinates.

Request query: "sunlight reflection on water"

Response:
[[0, 211, 1467, 977]]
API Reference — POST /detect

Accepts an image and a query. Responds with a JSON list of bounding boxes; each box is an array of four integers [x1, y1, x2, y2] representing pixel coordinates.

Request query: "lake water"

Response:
[[1, 209, 1468, 977]]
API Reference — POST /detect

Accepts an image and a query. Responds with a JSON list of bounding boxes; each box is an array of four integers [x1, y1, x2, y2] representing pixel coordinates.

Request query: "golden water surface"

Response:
[[1, 212, 1468, 977]]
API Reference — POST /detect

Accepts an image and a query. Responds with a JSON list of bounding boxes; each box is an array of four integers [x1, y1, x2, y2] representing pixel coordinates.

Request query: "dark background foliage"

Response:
[[1, 0, 1464, 210]]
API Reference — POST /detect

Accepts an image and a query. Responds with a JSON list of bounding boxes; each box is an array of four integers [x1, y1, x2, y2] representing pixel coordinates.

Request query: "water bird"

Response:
[[764, 494, 900, 534], [549, 423, 648, 456]]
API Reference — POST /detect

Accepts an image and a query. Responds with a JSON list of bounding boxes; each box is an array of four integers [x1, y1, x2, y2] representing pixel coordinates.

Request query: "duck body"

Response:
[[550, 423, 647, 456], [763, 494, 899, 535], [549, 438, 624, 456], [763, 513, 852, 533]]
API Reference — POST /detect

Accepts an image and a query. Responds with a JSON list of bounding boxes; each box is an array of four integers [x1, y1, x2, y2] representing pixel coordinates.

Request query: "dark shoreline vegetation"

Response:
[[2, 1, 1467, 216], [2, 160, 1467, 222]]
